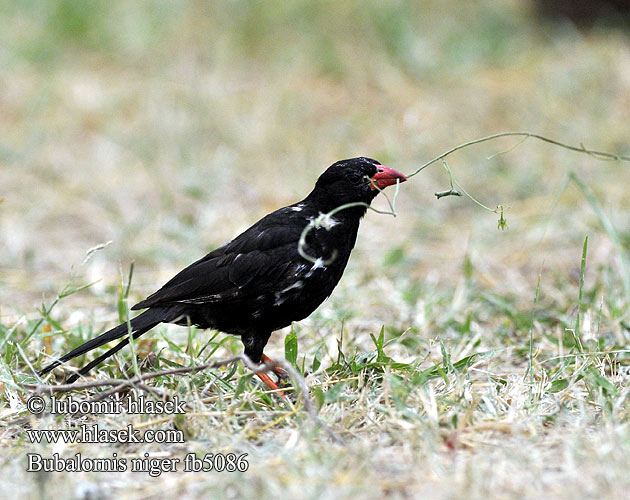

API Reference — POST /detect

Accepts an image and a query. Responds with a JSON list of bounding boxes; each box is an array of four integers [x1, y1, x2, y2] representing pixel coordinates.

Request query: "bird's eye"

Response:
[[347, 171, 363, 185]]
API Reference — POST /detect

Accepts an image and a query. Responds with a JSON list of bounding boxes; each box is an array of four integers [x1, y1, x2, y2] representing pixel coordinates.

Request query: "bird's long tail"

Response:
[[38, 308, 165, 382]]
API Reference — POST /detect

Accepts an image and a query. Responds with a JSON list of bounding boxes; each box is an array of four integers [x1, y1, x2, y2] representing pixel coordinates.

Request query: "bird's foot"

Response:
[[261, 353, 289, 381], [255, 371, 288, 399], [256, 354, 289, 398]]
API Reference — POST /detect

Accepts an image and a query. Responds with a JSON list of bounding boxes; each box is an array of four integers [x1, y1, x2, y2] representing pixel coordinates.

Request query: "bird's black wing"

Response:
[[131, 208, 308, 310]]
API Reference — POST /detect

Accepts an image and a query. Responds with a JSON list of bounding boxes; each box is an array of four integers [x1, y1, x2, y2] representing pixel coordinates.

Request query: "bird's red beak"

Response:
[[370, 166, 408, 190]]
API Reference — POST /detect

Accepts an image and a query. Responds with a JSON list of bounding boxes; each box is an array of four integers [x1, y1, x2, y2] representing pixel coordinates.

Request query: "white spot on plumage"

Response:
[[320, 215, 339, 229], [312, 258, 326, 270], [305, 258, 326, 278], [274, 280, 304, 306], [179, 293, 223, 304], [280, 280, 303, 294], [291, 204, 304, 212], [308, 212, 340, 231]]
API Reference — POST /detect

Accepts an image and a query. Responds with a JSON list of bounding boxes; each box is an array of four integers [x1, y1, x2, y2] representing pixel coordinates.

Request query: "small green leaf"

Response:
[[324, 382, 346, 403], [59, 280, 101, 299], [234, 375, 250, 398], [369, 326, 391, 364], [586, 367, 617, 395], [124, 262, 135, 299], [573, 235, 588, 352], [222, 361, 238, 381], [440, 339, 453, 373], [312, 344, 324, 373], [496, 205, 508, 231], [312, 387, 325, 409], [549, 378, 569, 393], [383, 246, 405, 267], [117, 283, 127, 324], [285, 330, 298, 366]]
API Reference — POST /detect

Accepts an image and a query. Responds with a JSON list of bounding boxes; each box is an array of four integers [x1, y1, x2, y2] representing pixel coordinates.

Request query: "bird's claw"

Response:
[[261, 353, 289, 381], [257, 354, 290, 398], [273, 365, 289, 381]]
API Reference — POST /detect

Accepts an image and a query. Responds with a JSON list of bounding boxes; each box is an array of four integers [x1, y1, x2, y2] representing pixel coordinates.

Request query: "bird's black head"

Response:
[[308, 157, 407, 211]]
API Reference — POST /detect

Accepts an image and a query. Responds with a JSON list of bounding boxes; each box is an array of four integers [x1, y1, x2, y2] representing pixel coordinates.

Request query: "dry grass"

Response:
[[1, 1, 629, 499]]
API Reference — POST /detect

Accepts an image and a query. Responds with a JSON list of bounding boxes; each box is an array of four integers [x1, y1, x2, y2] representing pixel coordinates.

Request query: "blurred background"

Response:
[[0, 0, 628, 323], [1, 2, 629, 499]]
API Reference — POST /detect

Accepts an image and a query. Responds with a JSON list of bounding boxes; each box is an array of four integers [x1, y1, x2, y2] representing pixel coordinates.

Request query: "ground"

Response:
[[0, 1, 629, 499]]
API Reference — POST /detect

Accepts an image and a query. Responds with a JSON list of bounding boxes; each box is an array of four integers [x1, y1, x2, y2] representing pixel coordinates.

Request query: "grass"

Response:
[[1, 0, 630, 498]]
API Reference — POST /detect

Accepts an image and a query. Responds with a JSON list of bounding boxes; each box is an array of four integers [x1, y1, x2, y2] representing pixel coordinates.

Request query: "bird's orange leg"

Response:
[[256, 353, 288, 398], [261, 353, 289, 380], [256, 371, 281, 391]]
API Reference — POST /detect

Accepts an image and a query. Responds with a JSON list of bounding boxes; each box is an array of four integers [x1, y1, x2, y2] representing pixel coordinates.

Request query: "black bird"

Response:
[[39, 157, 407, 390]]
